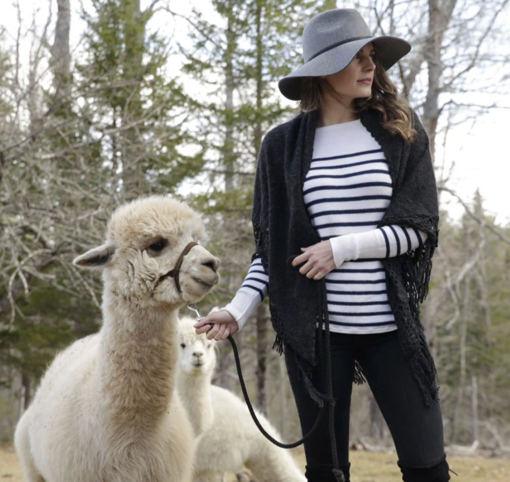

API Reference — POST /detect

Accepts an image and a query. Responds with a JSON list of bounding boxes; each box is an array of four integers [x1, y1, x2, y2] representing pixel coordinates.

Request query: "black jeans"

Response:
[[285, 329, 449, 482]]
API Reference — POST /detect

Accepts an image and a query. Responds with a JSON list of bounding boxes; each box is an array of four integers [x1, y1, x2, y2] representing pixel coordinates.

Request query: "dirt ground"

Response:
[[2, 443, 509, 481]]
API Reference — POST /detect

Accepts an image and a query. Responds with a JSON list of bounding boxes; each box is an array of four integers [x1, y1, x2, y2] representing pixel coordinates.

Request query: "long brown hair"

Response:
[[298, 57, 417, 142]]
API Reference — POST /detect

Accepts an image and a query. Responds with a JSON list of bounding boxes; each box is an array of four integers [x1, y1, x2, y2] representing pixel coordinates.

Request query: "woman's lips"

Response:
[[358, 79, 372, 85]]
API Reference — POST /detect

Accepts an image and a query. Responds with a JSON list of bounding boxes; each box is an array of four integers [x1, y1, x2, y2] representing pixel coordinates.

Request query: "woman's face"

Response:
[[321, 42, 376, 103]]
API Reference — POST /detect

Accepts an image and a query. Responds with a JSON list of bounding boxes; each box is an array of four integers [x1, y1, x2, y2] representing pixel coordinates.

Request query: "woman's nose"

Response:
[[364, 59, 375, 70]]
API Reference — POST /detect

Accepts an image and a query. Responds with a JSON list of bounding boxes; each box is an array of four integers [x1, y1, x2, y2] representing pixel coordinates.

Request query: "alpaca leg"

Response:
[[236, 470, 254, 482], [195, 470, 227, 482], [14, 414, 45, 482], [244, 443, 304, 482]]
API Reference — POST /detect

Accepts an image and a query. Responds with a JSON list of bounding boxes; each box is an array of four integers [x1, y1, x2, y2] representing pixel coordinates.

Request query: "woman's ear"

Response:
[[72, 243, 116, 269]]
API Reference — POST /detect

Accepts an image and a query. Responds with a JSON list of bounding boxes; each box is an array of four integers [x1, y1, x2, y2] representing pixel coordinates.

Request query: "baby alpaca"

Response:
[[178, 315, 306, 482], [14, 196, 220, 482]]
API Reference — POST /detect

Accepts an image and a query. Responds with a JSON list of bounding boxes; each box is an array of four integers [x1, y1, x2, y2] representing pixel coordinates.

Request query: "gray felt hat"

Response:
[[278, 8, 411, 101]]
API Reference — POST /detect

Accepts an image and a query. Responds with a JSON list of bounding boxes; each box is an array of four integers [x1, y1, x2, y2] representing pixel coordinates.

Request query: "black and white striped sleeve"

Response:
[[220, 257, 269, 331], [330, 225, 428, 266], [377, 225, 427, 258]]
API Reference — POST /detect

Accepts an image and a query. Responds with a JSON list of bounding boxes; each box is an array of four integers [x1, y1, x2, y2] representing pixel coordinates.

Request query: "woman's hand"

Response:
[[194, 310, 239, 341], [292, 240, 336, 280]]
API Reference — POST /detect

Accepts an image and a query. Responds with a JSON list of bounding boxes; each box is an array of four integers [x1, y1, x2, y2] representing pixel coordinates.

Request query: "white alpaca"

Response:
[[14, 196, 221, 482], [178, 315, 306, 482]]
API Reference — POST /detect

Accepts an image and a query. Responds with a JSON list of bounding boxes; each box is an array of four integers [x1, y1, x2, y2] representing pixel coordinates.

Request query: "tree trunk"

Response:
[[21, 373, 31, 412], [224, 1, 236, 192], [471, 375, 478, 443], [422, 0, 458, 348], [121, 0, 146, 199], [51, 0, 71, 99], [450, 275, 470, 442]]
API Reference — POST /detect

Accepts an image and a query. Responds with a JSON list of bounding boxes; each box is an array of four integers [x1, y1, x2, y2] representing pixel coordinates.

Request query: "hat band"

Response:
[[306, 35, 372, 62]]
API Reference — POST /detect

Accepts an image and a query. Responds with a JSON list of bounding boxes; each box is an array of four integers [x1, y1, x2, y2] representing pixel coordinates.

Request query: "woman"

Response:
[[194, 8, 451, 482]]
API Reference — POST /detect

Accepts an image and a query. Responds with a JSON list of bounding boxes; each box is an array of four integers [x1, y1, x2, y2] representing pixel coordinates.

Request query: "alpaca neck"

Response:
[[98, 291, 179, 431], [178, 368, 214, 437]]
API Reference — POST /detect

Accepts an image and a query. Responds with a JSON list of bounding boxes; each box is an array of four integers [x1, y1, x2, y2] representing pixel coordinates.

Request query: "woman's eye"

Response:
[[148, 240, 167, 252]]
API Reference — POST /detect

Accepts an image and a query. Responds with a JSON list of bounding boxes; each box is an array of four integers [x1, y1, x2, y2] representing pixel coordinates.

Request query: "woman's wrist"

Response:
[[329, 233, 359, 267], [220, 305, 241, 322], [221, 300, 251, 331]]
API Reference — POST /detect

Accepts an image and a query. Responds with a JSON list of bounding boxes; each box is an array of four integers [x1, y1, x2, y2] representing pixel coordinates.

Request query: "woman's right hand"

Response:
[[194, 310, 239, 341]]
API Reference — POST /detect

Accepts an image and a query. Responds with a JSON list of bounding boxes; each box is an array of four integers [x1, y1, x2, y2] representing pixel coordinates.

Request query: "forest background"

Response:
[[1, 0, 510, 457]]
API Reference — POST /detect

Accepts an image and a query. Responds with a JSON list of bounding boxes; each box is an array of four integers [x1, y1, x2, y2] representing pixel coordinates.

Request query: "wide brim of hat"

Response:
[[278, 36, 411, 101]]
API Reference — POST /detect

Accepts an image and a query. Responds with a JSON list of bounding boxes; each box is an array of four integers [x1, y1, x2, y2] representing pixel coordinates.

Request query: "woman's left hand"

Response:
[[291, 240, 336, 280]]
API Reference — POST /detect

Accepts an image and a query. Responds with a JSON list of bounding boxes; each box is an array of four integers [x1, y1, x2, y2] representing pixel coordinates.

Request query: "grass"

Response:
[[0, 444, 23, 481], [2, 443, 509, 481]]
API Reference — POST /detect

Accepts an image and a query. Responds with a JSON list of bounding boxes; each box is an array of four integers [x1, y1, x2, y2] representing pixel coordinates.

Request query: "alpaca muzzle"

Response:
[[156, 241, 198, 293]]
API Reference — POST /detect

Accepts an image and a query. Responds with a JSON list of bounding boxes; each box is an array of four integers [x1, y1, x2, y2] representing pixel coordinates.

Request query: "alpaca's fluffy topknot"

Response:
[[106, 195, 206, 248]]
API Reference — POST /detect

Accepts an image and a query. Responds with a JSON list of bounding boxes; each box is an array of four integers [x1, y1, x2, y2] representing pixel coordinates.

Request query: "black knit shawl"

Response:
[[252, 107, 440, 406]]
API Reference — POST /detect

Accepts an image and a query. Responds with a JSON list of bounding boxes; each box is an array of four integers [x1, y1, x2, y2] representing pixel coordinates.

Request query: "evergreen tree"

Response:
[[79, 0, 203, 199], [177, 0, 335, 414], [436, 190, 510, 444]]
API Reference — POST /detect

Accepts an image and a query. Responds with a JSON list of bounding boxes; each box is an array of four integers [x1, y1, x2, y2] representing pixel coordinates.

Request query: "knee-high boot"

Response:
[[304, 462, 350, 482], [398, 455, 451, 482]]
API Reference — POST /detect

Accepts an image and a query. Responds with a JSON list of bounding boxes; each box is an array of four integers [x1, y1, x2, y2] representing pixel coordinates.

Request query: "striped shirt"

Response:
[[223, 119, 427, 334]]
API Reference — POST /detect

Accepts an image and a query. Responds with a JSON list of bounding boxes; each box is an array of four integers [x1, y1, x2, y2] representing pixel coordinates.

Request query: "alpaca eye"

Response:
[[180, 343, 186, 348], [147, 239, 168, 252]]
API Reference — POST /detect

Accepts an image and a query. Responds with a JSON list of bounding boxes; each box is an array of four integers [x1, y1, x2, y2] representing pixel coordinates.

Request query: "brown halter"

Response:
[[164, 241, 198, 293]]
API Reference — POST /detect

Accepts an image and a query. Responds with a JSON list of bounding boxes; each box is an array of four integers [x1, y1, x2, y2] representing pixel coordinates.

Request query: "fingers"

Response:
[[194, 318, 211, 329], [220, 326, 231, 340], [298, 258, 329, 280], [299, 259, 313, 275], [306, 265, 322, 279], [207, 322, 234, 341], [195, 324, 212, 335], [200, 322, 237, 341], [194, 322, 208, 333], [206, 323, 220, 340], [292, 248, 311, 266], [213, 323, 228, 341], [194, 314, 224, 333]]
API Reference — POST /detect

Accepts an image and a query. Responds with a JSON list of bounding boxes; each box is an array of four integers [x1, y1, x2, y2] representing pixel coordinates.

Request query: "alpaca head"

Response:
[[72, 196, 220, 308], [178, 314, 217, 378]]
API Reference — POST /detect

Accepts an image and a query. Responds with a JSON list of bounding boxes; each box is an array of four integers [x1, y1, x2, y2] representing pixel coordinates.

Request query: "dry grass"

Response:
[[2, 443, 509, 481], [293, 449, 510, 482], [0, 444, 23, 481]]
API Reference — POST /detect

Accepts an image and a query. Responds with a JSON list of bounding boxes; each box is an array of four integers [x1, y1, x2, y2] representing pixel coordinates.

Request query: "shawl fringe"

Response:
[[379, 214, 440, 406]]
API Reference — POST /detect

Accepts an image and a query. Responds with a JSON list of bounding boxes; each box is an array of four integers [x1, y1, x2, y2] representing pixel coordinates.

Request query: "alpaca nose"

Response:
[[201, 256, 220, 273], [193, 352, 203, 358]]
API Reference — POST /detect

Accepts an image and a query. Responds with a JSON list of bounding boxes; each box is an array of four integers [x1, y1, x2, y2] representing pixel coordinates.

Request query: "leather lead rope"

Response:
[[187, 286, 345, 481], [227, 333, 328, 449], [187, 306, 329, 449]]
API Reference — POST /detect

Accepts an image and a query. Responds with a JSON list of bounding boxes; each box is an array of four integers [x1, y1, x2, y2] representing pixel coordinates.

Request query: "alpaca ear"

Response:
[[73, 244, 116, 269]]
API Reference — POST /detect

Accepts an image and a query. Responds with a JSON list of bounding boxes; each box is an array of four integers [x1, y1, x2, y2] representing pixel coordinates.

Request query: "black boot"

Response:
[[398, 455, 451, 482], [305, 462, 351, 482], [340, 463, 351, 482], [334, 463, 350, 482]]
